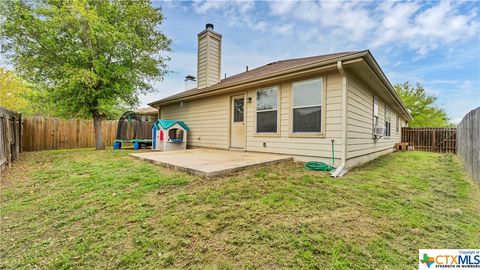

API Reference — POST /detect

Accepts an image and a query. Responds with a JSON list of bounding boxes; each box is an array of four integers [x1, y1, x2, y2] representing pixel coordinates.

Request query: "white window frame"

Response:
[[290, 77, 325, 136], [255, 86, 279, 135], [373, 95, 379, 130], [396, 114, 400, 133], [385, 105, 391, 137]]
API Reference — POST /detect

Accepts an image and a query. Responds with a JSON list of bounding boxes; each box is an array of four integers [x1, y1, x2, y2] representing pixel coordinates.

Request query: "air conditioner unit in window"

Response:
[[373, 126, 386, 137]]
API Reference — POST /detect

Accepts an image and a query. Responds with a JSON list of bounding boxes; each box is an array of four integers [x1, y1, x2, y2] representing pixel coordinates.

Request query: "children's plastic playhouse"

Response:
[[152, 119, 189, 151]]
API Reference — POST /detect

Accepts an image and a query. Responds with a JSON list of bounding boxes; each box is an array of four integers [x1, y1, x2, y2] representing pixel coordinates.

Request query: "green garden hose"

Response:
[[304, 139, 336, 171], [304, 161, 335, 171]]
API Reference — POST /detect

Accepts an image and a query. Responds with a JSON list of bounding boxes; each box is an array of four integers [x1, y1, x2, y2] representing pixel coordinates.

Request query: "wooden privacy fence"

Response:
[[22, 117, 118, 151], [401, 127, 456, 153], [0, 107, 22, 171], [456, 107, 479, 182]]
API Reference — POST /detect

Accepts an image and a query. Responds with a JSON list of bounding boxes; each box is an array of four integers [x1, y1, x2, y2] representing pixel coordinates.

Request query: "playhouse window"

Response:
[[168, 128, 184, 142]]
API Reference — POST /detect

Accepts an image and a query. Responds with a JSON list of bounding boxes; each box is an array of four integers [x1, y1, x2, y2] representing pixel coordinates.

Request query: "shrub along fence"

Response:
[[401, 127, 456, 153], [456, 107, 479, 182], [0, 107, 22, 171], [22, 116, 118, 151]]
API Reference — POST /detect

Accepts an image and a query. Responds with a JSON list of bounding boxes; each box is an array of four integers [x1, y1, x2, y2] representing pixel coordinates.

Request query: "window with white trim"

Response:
[[396, 114, 400, 133], [373, 95, 379, 129], [385, 105, 391, 137], [292, 78, 322, 133], [256, 87, 278, 133]]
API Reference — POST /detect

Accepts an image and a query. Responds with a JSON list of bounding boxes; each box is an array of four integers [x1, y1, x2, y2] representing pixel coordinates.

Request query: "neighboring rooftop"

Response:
[[149, 51, 361, 106], [136, 107, 157, 115]]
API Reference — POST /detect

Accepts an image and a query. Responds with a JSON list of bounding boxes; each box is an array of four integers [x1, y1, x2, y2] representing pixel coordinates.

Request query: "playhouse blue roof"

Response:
[[153, 119, 190, 131]]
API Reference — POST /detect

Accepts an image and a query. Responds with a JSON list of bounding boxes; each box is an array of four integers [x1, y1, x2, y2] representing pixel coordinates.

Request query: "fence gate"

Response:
[[401, 127, 456, 153], [0, 107, 22, 171]]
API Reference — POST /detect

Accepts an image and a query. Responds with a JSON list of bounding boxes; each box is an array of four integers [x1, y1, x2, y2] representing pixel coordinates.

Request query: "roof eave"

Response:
[[149, 51, 369, 107], [361, 52, 413, 121]]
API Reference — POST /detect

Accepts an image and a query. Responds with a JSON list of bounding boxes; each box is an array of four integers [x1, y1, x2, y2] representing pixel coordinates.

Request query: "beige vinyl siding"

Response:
[[160, 94, 229, 149], [346, 73, 402, 160], [197, 33, 221, 88], [159, 69, 407, 166], [245, 71, 343, 162]]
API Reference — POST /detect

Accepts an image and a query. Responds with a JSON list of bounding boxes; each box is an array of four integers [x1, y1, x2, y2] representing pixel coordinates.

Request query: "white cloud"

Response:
[[191, 0, 262, 31], [252, 21, 268, 31], [373, 1, 479, 55], [298, 27, 319, 43], [273, 23, 294, 35], [372, 1, 421, 47], [268, 1, 375, 41], [269, 0, 296, 16], [267, 1, 479, 56], [192, 1, 229, 14]]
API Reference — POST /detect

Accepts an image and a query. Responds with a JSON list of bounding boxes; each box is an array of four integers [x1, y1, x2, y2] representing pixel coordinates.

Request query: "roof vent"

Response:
[[206, 23, 214, 31], [267, 61, 277, 66], [184, 75, 196, 90]]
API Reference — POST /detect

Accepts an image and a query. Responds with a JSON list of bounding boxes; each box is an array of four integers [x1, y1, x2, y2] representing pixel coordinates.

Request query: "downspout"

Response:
[[331, 60, 348, 177]]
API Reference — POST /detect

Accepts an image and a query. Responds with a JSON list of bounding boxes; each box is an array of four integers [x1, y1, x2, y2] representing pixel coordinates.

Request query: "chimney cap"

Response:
[[205, 23, 214, 30]]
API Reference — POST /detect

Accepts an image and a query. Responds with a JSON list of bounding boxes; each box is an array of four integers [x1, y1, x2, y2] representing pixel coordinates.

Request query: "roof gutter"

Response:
[[149, 51, 370, 107]]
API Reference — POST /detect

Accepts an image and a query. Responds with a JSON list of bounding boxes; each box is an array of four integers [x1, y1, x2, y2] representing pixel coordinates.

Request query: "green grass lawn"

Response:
[[1, 149, 479, 269]]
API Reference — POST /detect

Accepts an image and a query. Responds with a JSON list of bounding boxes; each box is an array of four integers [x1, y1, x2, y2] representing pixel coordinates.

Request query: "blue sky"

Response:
[[142, 0, 480, 123]]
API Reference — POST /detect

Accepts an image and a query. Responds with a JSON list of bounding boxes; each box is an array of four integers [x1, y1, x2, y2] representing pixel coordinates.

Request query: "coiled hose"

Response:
[[304, 139, 336, 171], [304, 161, 335, 171]]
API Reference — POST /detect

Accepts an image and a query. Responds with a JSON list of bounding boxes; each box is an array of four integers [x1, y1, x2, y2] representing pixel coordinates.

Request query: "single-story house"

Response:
[[149, 24, 412, 176]]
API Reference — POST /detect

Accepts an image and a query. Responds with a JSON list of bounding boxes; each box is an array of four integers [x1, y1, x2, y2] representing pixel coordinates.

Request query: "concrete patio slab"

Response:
[[129, 149, 293, 177]]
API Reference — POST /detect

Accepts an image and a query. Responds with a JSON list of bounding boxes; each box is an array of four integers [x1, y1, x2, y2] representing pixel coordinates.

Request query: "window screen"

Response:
[[257, 111, 277, 133], [373, 96, 379, 131], [373, 96, 379, 117], [396, 114, 400, 133], [385, 105, 391, 137], [256, 87, 278, 133], [292, 78, 322, 133]]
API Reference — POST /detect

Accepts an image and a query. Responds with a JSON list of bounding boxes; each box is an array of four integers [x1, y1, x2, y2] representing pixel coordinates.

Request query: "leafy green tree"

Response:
[[394, 82, 450, 127], [1, 0, 171, 149], [0, 68, 31, 113], [1, 68, 62, 117]]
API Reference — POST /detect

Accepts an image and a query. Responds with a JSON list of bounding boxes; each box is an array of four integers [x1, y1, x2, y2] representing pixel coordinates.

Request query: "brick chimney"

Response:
[[197, 23, 222, 89]]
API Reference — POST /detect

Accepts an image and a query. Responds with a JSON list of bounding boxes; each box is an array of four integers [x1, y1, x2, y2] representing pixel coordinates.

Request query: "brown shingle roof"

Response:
[[149, 51, 361, 106]]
